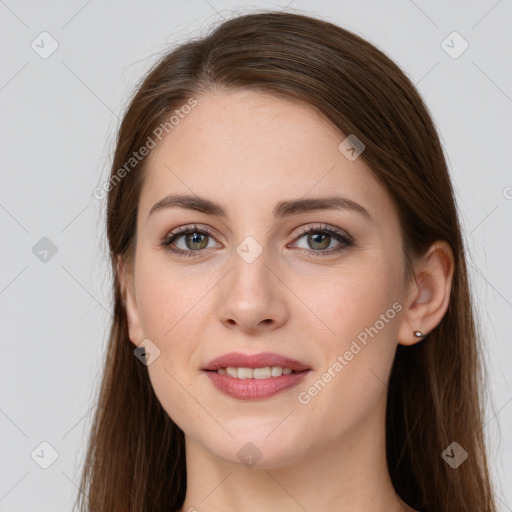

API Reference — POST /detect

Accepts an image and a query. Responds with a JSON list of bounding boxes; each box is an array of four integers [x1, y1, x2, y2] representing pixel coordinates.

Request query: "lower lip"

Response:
[[204, 370, 310, 400]]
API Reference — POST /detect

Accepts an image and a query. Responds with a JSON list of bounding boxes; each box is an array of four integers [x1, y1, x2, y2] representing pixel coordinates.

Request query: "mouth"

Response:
[[202, 352, 311, 400], [202, 351, 311, 372], [206, 366, 302, 378]]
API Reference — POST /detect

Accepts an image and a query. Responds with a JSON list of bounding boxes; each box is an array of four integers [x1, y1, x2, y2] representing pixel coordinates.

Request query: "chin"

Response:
[[203, 430, 310, 470]]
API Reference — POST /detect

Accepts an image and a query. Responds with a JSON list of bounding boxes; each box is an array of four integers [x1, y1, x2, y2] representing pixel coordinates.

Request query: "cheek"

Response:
[[294, 256, 402, 346], [295, 306, 400, 442], [134, 252, 220, 372], [135, 259, 208, 429], [293, 257, 402, 417], [134, 252, 206, 339]]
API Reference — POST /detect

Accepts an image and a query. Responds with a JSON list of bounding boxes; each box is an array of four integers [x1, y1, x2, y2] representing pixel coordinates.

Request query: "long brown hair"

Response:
[[76, 10, 496, 512]]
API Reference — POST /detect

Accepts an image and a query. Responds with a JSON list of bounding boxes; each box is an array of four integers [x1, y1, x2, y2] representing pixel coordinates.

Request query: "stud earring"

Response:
[[413, 331, 426, 338]]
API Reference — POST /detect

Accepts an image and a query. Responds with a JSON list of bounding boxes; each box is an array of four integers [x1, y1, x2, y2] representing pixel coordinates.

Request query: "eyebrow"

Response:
[[148, 193, 373, 222]]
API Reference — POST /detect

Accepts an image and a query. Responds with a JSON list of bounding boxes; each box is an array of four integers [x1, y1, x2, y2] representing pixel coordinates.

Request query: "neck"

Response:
[[177, 396, 410, 512]]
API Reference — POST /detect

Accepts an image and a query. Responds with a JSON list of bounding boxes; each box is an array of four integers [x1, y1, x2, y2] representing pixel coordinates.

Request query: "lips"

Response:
[[202, 351, 311, 372], [202, 351, 311, 400]]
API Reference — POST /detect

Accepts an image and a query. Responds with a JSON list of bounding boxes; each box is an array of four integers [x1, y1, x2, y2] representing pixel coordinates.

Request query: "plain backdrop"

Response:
[[0, 1, 511, 510]]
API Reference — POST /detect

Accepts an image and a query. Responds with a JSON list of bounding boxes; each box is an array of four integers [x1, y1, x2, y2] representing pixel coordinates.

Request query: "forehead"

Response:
[[139, 90, 395, 223]]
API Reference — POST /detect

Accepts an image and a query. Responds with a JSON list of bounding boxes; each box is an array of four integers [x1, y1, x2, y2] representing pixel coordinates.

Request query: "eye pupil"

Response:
[[308, 233, 330, 250], [187, 232, 208, 250]]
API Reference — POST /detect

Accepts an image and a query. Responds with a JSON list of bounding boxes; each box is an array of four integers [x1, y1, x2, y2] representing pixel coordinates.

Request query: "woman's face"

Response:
[[123, 89, 413, 468]]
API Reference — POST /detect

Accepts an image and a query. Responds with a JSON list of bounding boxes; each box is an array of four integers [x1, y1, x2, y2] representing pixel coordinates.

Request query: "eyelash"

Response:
[[159, 223, 354, 258]]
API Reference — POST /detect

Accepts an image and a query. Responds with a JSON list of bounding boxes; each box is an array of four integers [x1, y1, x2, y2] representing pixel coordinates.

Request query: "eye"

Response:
[[160, 224, 220, 256], [290, 224, 353, 256]]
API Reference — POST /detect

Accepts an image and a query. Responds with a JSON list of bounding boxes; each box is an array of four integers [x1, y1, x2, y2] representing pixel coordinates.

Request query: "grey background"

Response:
[[0, 0, 511, 510]]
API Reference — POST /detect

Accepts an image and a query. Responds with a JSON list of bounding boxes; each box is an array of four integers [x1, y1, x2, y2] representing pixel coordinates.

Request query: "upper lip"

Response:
[[202, 352, 311, 371]]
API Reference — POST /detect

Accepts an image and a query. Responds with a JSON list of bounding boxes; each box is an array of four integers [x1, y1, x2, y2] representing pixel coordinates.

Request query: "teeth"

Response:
[[271, 366, 282, 377], [226, 367, 238, 378], [253, 367, 271, 379], [237, 367, 253, 379], [220, 366, 296, 378]]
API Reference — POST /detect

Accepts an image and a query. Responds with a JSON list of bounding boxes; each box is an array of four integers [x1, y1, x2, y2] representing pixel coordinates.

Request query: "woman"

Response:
[[77, 10, 496, 512]]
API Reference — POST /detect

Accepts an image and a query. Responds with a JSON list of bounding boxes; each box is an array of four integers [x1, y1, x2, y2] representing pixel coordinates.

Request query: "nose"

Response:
[[217, 248, 289, 335]]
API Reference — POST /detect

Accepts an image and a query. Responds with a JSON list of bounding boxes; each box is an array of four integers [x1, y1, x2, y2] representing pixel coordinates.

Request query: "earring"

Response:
[[413, 330, 426, 338]]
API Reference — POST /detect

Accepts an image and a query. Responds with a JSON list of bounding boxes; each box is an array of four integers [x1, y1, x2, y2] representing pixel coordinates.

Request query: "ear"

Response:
[[397, 241, 454, 346], [117, 255, 144, 346]]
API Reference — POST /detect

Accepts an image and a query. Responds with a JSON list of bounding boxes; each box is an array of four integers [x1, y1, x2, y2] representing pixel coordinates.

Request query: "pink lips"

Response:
[[202, 351, 311, 372], [202, 351, 311, 400]]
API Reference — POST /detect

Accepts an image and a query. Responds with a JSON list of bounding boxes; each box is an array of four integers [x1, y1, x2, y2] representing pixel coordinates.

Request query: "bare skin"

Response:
[[119, 89, 453, 512]]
